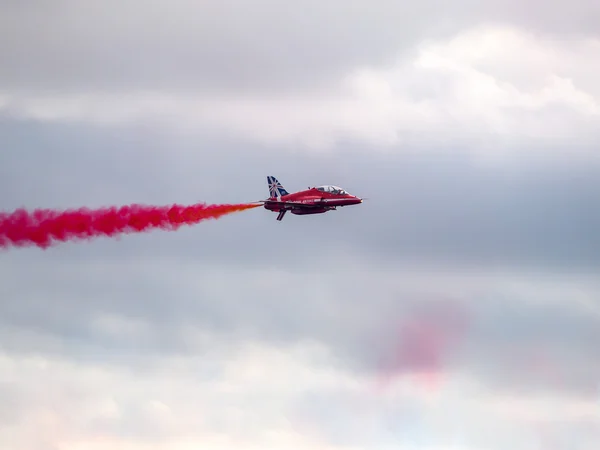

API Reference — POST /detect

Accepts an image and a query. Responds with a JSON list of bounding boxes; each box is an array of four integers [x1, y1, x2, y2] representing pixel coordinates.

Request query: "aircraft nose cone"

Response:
[[344, 196, 363, 205]]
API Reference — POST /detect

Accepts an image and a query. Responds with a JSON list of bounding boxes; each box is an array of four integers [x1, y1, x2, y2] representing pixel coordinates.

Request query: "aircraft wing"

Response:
[[254, 200, 324, 208]]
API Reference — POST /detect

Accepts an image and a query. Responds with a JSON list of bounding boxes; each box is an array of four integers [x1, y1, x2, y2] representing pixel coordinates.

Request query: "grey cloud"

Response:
[[460, 293, 600, 397], [2, 1, 600, 447], [2, 244, 600, 403], [0, 0, 598, 93], [2, 119, 599, 269], [2, 121, 599, 400], [345, 288, 600, 398], [342, 148, 600, 270]]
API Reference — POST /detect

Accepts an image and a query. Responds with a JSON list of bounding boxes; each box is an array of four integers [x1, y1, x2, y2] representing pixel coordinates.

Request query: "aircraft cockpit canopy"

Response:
[[316, 185, 348, 195]]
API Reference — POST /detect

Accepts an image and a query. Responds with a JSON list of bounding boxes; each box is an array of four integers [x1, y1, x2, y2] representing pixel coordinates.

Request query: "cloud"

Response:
[[1, 0, 599, 93], [2, 251, 599, 399], [2, 118, 599, 271], [2, 150, 600, 447], [0, 341, 357, 450], [2, 1, 600, 448], [2, 25, 600, 153], [1, 332, 599, 450]]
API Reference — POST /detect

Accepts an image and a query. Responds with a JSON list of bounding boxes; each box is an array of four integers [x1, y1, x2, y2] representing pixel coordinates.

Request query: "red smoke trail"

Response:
[[375, 298, 470, 392], [0, 202, 260, 249]]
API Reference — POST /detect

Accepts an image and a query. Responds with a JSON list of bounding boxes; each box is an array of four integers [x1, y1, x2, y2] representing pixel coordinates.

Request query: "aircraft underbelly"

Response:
[[291, 207, 328, 215]]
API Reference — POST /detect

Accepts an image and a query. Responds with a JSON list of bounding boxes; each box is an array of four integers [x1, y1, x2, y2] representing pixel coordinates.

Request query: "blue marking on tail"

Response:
[[267, 176, 289, 198]]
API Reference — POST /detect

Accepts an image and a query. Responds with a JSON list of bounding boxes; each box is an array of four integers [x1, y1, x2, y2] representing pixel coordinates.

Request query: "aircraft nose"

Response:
[[345, 195, 363, 204]]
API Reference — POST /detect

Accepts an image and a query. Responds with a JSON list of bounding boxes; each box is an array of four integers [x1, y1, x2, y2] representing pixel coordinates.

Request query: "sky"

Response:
[[1, 1, 600, 449]]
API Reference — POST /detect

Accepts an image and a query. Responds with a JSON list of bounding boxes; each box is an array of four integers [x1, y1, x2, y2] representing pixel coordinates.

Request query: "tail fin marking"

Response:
[[267, 176, 289, 199]]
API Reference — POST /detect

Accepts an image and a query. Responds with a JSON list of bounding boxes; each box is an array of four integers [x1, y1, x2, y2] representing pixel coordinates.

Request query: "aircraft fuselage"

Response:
[[262, 179, 363, 221]]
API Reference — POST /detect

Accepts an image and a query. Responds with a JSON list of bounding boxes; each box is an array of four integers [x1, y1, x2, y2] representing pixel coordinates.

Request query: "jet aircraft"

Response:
[[258, 175, 363, 221]]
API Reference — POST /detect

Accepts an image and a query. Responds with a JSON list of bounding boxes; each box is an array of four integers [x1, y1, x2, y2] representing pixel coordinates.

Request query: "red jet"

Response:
[[258, 175, 363, 221]]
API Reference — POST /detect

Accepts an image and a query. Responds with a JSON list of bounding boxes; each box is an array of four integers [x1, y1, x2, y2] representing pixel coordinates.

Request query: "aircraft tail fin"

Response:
[[267, 176, 289, 198]]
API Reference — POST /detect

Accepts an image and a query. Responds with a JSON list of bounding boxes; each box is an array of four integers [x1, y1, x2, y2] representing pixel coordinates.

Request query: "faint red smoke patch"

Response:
[[374, 298, 470, 392], [520, 346, 564, 387], [511, 344, 599, 398]]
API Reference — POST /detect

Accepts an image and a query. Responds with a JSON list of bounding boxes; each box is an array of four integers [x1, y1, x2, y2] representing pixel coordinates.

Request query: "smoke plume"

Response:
[[0, 202, 260, 249]]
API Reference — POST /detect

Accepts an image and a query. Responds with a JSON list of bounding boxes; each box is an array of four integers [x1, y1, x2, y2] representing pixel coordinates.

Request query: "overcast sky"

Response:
[[1, 1, 599, 449]]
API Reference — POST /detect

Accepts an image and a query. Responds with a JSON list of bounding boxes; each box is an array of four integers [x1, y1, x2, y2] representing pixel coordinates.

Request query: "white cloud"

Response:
[[0, 338, 450, 450], [1, 254, 600, 449], [1, 346, 598, 450], [0, 342, 352, 450], [1, 25, 599, 156]]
